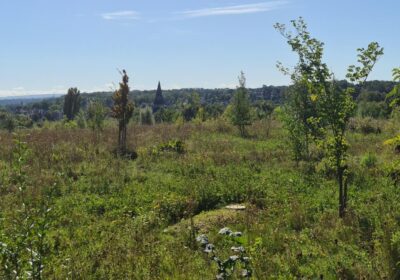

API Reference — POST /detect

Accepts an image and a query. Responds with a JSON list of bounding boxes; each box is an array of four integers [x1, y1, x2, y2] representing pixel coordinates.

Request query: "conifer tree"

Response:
[[112, 70, 134, 154], [230, 71, 252, 137], [63, 88, 81, 120]]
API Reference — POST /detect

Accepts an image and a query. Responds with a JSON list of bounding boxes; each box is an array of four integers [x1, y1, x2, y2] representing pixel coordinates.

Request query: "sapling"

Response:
[[275, 17, 383, 217], [230, 72, 252, 137], [112, 70, 134, 155]]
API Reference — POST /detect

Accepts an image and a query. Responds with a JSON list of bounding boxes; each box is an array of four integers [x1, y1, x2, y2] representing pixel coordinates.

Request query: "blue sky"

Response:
[[0, 0, 398, 96]]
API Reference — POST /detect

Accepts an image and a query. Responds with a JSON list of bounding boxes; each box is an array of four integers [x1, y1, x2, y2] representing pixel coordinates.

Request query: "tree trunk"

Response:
[[338, 167, 345, 218], [122, 121, 127, 154], [118, 120, 125, 154], [239, 125, 246, 138], [343, 176, 348, 210]]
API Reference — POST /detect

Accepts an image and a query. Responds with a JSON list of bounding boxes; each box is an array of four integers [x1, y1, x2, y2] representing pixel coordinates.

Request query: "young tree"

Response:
[[274, 18, 328, 161], [75, 110, 87, 129], [230, 71, 252, 137], [87, 100, 108, 144], [254, 100, 274, 137], [276, 17, 383, 217], [63, 88, 81, 120], [182, 92, 201, 122], [319, 81, 355, 218], [386, 67, 400, 110], [321, 42, 383, 218], [384, 68, 400, 152], [154, 107, 178, 123], [140, 106, 154, 125], [112, 70, 134, 155]]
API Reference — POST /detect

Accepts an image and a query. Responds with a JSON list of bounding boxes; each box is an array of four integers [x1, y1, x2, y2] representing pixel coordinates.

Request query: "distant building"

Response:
[[153, 81, 165, 113]]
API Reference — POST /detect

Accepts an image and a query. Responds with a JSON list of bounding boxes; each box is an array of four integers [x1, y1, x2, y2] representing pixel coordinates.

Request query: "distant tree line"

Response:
[[0, 83, 391, 131]]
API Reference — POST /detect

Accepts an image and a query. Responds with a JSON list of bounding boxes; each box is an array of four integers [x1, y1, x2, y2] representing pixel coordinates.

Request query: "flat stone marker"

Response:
[[225, 204, 246, 210]]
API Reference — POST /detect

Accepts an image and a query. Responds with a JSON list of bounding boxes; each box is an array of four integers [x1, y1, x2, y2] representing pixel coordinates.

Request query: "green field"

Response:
[[1, 118, 399, 279]]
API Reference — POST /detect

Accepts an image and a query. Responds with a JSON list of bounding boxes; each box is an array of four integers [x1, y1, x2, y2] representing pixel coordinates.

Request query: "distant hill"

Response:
[[0, 94, 62, 106], [0, 80, 396, 110]]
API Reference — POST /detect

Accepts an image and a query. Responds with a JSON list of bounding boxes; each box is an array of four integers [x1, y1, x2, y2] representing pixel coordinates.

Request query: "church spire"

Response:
[[153, 81, 165, 113]]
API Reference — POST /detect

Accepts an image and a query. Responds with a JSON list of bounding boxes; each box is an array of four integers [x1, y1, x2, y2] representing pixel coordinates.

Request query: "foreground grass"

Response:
[[1, 119, 400, 279]]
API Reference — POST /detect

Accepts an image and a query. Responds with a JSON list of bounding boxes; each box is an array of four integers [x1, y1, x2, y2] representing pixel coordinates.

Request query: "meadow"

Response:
[[1, 116, 399, 279]]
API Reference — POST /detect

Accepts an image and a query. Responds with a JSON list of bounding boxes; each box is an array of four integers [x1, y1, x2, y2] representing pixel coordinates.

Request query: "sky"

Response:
[[0, 0, 399, 97]]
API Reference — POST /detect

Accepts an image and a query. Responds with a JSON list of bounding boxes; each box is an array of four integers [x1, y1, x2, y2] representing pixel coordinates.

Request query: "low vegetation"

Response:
[[1, 18, 400, 279]]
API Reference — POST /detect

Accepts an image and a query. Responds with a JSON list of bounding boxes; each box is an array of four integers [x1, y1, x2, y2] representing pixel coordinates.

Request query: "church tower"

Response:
[[153, 81, 165, 112]]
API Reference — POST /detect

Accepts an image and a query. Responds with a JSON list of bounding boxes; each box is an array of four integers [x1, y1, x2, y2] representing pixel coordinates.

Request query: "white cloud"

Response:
[[101, 11, 140, 21], [179, 1, 287, 18]]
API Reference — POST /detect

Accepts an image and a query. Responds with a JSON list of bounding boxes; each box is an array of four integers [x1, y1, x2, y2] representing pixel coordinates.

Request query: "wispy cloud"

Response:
[[179, 1, 287, 18], [101, 11, 140, 21]]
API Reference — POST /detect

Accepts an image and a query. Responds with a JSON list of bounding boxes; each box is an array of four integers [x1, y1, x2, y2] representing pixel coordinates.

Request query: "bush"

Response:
[[63, 120, 78, 129], [384, 135, 400, 153], [348, 117, 382, 134], [140, 107, 154, 125], [385, 160, 400, 186], [357, 101, 389, 119], [360, 153, 378, 169], [154, 193, 190, 224], [151, 140, 185, 155]]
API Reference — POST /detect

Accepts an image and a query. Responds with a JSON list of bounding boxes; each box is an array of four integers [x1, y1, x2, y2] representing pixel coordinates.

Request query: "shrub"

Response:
[[384, 135, 400, 153], [154, 193, 190, 224], [150, 140, 185, 155], [385, 160, 400, 186], [360, 153, 378, 169], [140, 107, 154, 125], [63, 120, 78, 129], [349, 117, 382, 134]]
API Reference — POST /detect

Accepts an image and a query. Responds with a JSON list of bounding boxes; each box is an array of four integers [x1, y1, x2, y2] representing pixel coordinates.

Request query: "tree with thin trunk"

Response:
[[329, 42, 384, 217], [230, 71, 252, 137], [275, 17, 383, 218], [112, 70, 134, 155]]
